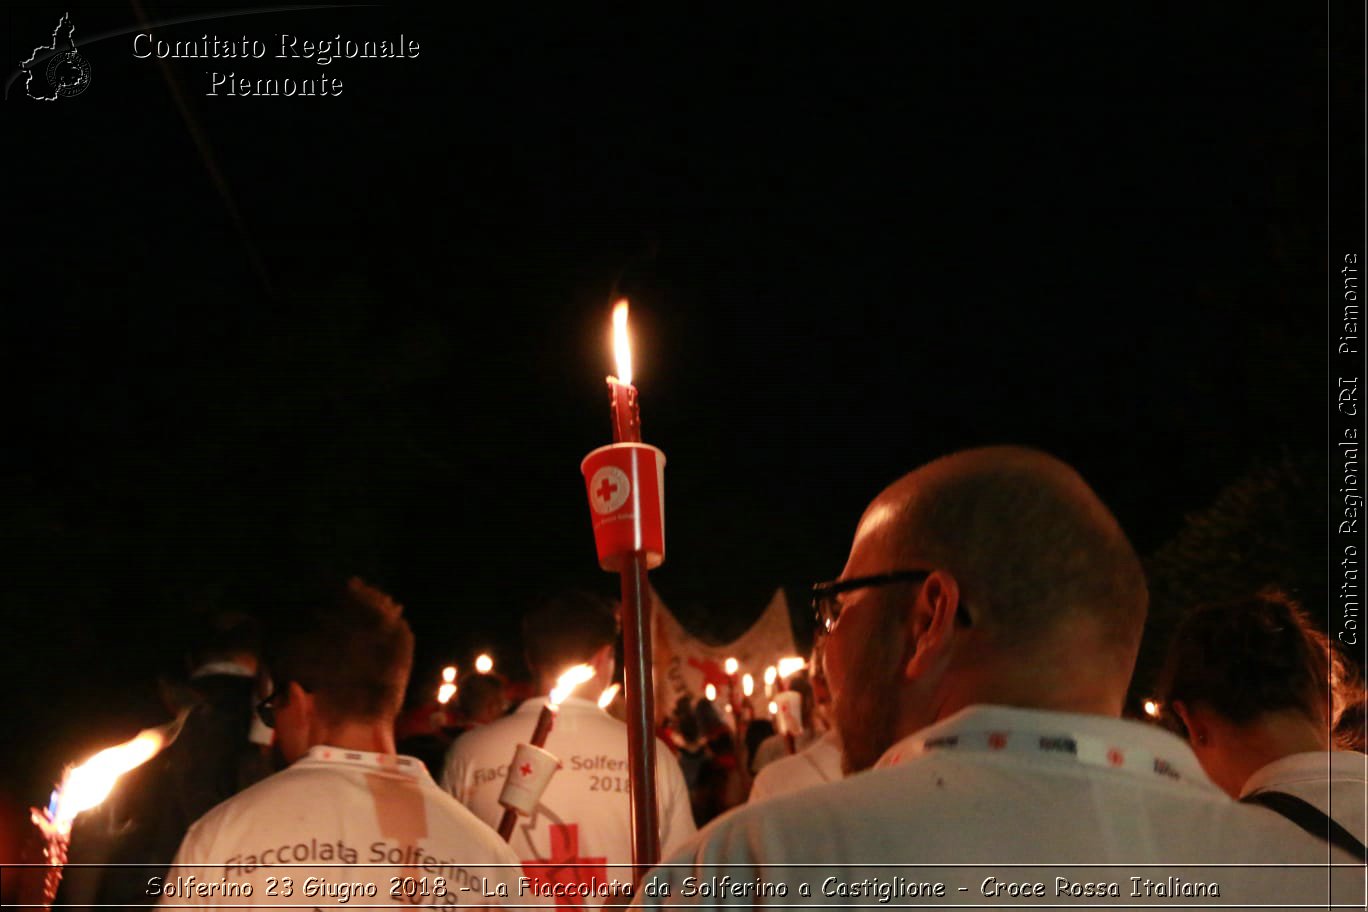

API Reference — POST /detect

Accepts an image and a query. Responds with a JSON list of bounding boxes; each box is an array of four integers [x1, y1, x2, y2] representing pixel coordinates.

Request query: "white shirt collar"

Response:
[[190, 660, 255, 679], [1240, 750, 1368, 797]]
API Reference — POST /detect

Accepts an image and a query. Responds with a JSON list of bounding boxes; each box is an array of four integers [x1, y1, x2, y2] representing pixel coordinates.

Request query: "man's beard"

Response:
[[833, 603, 908, 774]]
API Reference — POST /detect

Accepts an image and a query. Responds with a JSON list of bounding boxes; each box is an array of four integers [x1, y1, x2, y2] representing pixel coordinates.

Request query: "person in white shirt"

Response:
[[162, 578, 522, 909], [1161, 590, 1368, 849], [636, 447, 1358, 907], [442, 592, 695, 897], [749, 638, 844, 802]]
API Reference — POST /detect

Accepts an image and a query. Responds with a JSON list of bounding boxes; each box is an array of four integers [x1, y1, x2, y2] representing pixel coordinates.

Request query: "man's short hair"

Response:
[[266, 578, 414, 723], [521, 591, 619, 675], [457, 673, 507, 721], [189, 611, 261, 669], [890, 446, 1147, 653]]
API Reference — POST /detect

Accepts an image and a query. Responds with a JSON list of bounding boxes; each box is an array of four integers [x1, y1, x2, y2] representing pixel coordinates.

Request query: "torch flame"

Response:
[[597, 683, 621, 709], [768, 701, 779, 716], [441, 665, 457, 684], [474, 654, 494, 674], [1142, 699, 1161, 719], [50, 723, 178, 832], [724, 657, 738, 676], [550, 664, 596, 708], [437, 683, 457, 705], [763, 666, 778, 685], [704, 683, 717, 702], [777, 656, 807, 679], [742, 673, 754, 697], [612, 300, 633, 386]]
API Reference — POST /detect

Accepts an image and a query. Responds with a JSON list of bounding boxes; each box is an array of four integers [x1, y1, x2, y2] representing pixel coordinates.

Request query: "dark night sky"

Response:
[[2, 6, 1327, 798]]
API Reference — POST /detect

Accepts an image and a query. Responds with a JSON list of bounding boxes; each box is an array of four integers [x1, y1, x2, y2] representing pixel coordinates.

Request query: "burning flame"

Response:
[[763, 666, 778, 686], [550, 664, 596, 707], [441, 665, 457, 684], [704, 684, 717, 702], [1143, 699, 1161, 719], [724, 657, 739, 676], [742, 673, 754, 697], [597, 683, 620, 709], [612, 300, 633, 386], [768, 701, 779, 716], [777, 656, 807, 679], [49, 723, 178, 832], [474, 654, 494, 674], [437, 683, 457, 705]]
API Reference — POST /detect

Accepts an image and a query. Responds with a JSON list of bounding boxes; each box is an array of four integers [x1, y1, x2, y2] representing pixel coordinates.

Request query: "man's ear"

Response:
[[592, 643, 616, 683], [904, 570, 961, 680], [1171, 699, 1209, 746], [287, 680, 314, 715]]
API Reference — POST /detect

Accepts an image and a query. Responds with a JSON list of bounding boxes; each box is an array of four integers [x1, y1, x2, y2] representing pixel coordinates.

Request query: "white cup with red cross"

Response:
[[774, 691, 804, 735], [498, 743, 562, 816], [580, 443, 666, 572]]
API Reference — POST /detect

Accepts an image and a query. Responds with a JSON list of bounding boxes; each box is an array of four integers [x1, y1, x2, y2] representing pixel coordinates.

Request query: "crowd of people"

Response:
[[25, 446, 1367, 908]]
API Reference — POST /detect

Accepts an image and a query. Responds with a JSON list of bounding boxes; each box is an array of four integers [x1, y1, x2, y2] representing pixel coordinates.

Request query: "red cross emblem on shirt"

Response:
[[521, 824, 607, 910]]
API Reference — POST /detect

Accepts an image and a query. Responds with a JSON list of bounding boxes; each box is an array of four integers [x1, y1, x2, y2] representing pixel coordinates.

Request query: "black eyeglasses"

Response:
[[811, 570, 971, 633], [256, 685, 285, 729]]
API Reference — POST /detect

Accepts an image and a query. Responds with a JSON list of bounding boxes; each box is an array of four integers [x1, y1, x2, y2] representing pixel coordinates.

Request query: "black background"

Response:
[[2, 5, 1333, 803]]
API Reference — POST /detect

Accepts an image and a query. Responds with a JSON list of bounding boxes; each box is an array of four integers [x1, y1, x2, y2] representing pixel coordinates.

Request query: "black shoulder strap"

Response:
[[1242, 790, 1367, 858]]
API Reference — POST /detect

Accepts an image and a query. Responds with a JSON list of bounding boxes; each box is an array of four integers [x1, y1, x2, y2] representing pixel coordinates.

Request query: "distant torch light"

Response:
[[1143, 699, 1161, 719], [437, 683, 457, 705], [764, 666, 778, 686], [441, 666, 457, 684], [742, 673, 754, 697], [777, 656, 807, 679], [768, 701, 779, 716], [704, 684, 717, 702], [475, 654, 494, 674], [724, 657, 739, 676]]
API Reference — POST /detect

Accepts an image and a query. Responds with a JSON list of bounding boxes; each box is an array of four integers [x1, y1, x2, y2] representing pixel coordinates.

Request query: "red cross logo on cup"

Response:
[[987, 732, 1007, 750], [520, 762, 533, 777], [588, 466, 631, 514], [1106, 749, 1124, 767]]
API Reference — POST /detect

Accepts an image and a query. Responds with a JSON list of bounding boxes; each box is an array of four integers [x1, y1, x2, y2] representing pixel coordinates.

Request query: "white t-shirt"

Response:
[[636, 705, 1361, 907], [750, 729, 818, 774], [161, 746, 523, 909], [442, 697, 695, 883], [748, 729, 842, 803], [1241, 750, 1368, 845]]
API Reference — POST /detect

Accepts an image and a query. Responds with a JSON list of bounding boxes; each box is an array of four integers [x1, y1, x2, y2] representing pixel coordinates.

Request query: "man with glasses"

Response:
[[634, 446, 1358, 907], [161, 579, 521, 908]]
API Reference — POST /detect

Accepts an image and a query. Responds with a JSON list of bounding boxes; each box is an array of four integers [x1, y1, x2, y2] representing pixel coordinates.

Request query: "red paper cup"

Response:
[[580, 443, 666, 571], [498, 743, 561, 815]]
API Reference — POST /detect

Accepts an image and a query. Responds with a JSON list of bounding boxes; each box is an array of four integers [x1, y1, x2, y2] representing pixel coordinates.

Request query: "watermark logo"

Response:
[[22, 12, 91, 100]]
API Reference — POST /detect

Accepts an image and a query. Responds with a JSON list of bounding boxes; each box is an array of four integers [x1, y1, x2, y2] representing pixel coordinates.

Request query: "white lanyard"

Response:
[[884, 729, 1199, 787]]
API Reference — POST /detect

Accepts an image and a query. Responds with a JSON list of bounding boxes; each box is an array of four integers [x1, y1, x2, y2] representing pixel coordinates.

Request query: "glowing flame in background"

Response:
[[437, 683, 457, 705], [724, 657, 738, 676], [1143, 699, 1161, 719], [742, 673, 755, 697], [612, 300, 633, 386], [597, 683, 620, 709], [763, 666, 778, 685], [704, 683, 717, 702], [474, 654, 494, 674], [777, 656, 807, 679], [441, 666, 457, 684], [550, 664, 596, 707], [768, 701, 779, 716]]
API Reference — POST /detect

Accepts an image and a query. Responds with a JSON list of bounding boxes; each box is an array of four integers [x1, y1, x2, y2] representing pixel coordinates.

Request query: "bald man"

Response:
[[634, 447, 1358, 907]]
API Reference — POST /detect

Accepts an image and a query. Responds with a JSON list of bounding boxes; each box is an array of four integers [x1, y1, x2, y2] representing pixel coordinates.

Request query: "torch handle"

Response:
[[530, 706, 556, 749], [619, 550, 660, 879]]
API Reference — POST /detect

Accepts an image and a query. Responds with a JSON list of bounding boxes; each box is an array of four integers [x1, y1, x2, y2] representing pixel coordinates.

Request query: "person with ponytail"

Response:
[[1158, 589, 1367, 847]]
